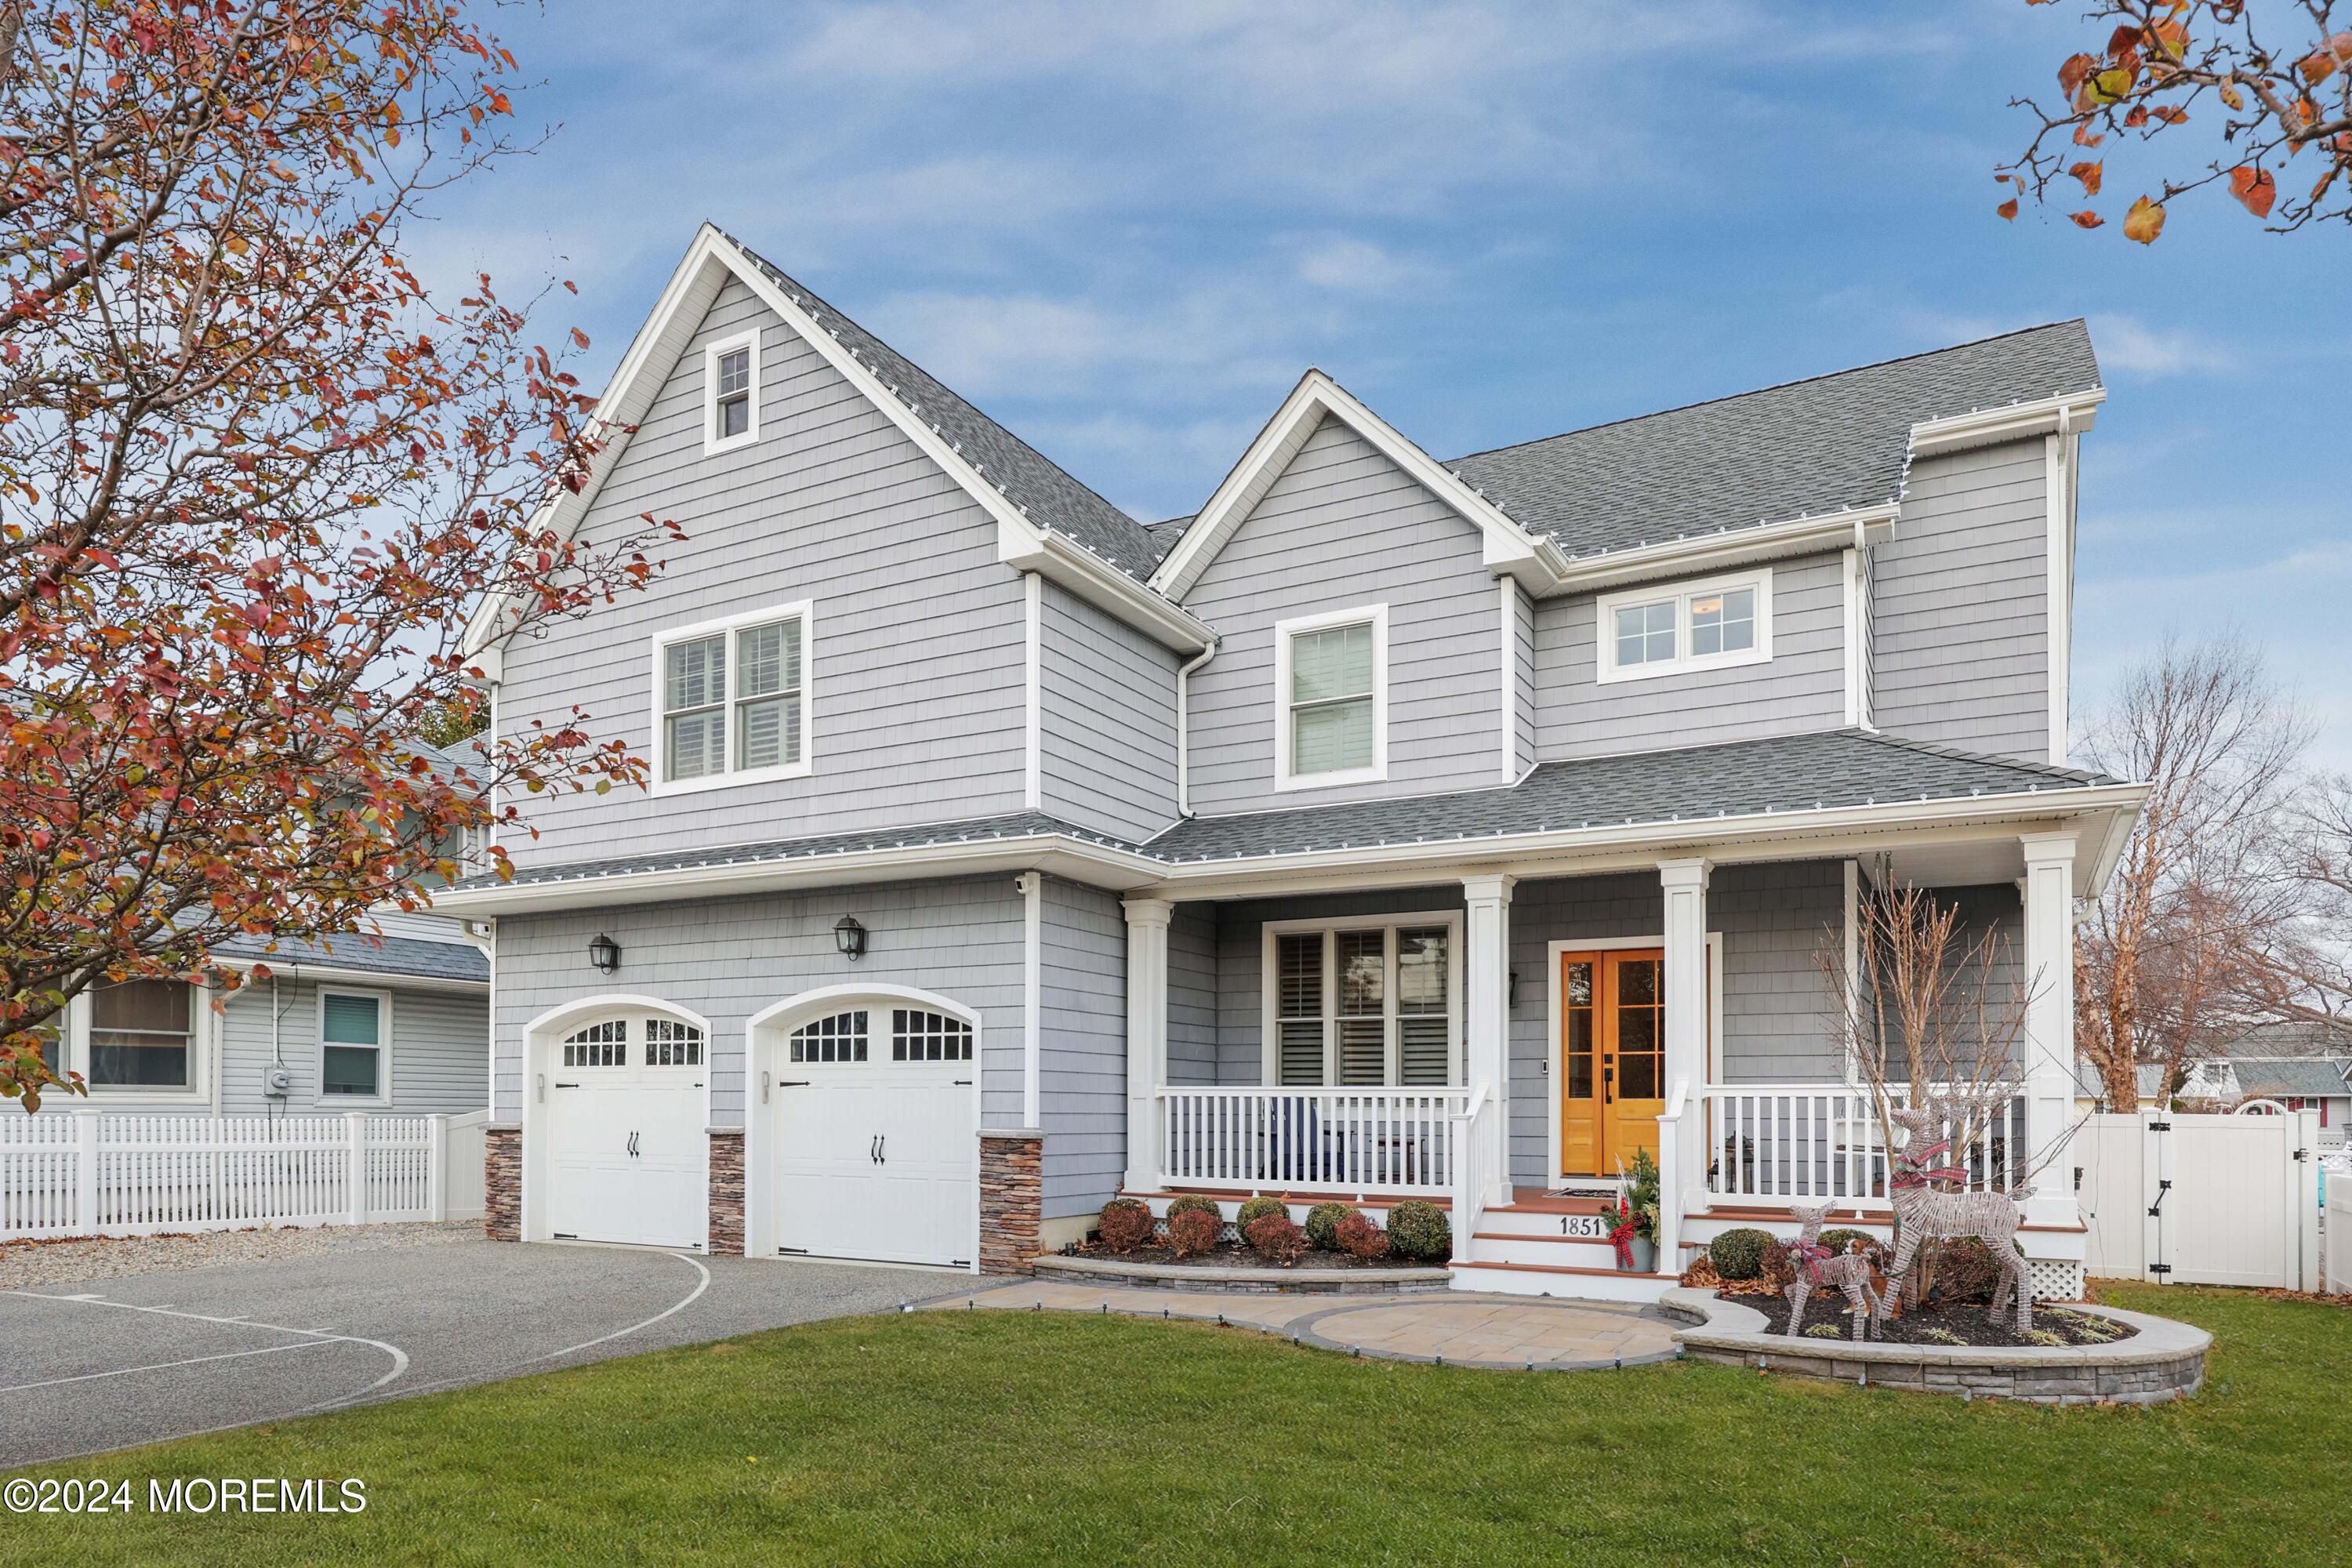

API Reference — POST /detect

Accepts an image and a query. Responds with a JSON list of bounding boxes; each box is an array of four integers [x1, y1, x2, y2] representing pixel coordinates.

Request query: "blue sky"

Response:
[[421, 1, 2350, 764]]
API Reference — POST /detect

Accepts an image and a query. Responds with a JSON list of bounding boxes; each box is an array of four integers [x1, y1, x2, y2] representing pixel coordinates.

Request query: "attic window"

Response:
[[705, 329, 760, 453], [1595, 570, 1773, 684]]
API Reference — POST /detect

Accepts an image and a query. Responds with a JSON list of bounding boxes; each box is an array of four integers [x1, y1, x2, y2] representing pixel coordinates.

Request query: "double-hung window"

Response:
[[704, 329, 759, 453], [1274, 604, 1387, 789], [88, 979, 194, 1090], [652, 603, 811, 793], [1265, 916, 1461, 1087], [320, 989, 389, 1102], [1595, 570, 1772, 682]]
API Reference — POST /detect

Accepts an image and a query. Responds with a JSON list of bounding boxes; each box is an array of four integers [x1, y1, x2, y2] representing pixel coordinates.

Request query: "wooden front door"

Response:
[[1558, 949, 1667, 1178]]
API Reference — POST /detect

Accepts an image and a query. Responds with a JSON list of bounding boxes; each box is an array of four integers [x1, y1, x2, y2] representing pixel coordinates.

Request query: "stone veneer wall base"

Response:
[[708, 1128, 745, 1257], [978, 1129, 1044, 1276], [484, 1123, 521, 1243]]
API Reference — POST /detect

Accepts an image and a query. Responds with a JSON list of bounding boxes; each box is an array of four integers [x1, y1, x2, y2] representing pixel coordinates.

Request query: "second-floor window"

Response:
[[652, 602, 812, 793], [705, 329, 760, 453], [1274, 604, 1388, 790], [1595, 569, 1773, 683]]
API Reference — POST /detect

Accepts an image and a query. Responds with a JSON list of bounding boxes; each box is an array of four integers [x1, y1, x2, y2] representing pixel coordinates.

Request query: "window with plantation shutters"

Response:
[[1264, 917, 1460, 1087], [652, 602, 813, 793]]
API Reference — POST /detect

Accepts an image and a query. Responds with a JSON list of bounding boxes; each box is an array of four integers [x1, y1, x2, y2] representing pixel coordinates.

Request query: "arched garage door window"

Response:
[[787, 1009, 970, 1065], [562, 1014, 702, 1069]]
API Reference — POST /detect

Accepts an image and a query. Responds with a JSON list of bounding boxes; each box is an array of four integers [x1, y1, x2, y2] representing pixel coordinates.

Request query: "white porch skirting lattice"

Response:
[[0, 1109, 485, 1241], [1153, 1087, 1469, 1197]]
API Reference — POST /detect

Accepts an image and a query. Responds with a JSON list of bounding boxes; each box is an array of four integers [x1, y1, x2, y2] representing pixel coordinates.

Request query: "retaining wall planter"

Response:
[[1033, 1254, 1452, 1294], [1658, 1287, 2209, 1405]]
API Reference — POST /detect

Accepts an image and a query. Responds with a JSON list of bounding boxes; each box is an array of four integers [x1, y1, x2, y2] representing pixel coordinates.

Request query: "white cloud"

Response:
[[1292, 235, 1445, 296], [2087, 314, 2245, 378]]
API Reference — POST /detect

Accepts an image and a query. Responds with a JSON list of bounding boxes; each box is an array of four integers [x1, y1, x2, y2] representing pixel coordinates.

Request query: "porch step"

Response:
[[1446, 1258, 1680, 1305], [1468, 1231, 1625, 1268]]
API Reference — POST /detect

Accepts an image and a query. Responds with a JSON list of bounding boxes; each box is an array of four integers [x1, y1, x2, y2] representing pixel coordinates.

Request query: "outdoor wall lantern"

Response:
[[834, 915, 868, 960], [587, 932, 621, 975]]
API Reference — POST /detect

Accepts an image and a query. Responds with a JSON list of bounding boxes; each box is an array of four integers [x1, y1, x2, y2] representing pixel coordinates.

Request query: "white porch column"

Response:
[[1122, 897, 1174, 1196], [1462, 874, 1515, 1207], [1658, 858, 1712, 1091], [2020, 832, 2082, 1225]]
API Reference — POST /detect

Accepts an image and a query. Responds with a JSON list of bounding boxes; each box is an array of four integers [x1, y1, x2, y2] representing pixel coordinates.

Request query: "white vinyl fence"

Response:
[[2325, 1167, 2352, 1296], [0, 1109, 485, 1241], [2079, 1107, 2323, 1291]]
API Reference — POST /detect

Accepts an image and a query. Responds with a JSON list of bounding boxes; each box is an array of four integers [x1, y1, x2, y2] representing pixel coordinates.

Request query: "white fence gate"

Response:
[[0, 1109, 476, 1241], [2078, 1107, 2322, 1290]]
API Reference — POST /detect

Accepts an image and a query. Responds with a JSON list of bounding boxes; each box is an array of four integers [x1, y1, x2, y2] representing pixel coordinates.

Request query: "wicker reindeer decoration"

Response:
[[1882, 1102, 2032, 1333], [1782, 1202, 1882, 1340]]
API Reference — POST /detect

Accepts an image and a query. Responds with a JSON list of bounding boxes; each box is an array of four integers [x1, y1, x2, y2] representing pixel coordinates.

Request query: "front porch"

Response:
[[1117, 837, 2089, 1301]]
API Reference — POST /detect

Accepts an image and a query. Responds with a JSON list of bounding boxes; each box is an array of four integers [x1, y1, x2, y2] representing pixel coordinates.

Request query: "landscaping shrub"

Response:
[[1304, 1201, 1354, 1251], [1166, 1207, 1221, 1258], [1384, 1200, 1451, 1261], [1234, 1196, 1289, 1233], [1708, 1227, 1776, 1282], [1817, 1228, 1882, 1263], [1244, 1212, 1307, 1265], [1163, 1193, 1225, 1233], [1334, 1210, 1391, 1260], [1917, 1237, 2024, 1305], [1095, 1198, 1156, 1254]]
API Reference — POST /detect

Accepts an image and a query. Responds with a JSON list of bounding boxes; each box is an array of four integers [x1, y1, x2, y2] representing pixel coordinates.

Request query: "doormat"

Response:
[[1546, 1185, 1620, 1200]]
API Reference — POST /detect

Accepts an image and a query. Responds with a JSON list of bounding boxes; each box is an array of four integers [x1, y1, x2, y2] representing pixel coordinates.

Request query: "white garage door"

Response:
[[772, 1006, 977, 1268], [547, 1014, 706, 1249]]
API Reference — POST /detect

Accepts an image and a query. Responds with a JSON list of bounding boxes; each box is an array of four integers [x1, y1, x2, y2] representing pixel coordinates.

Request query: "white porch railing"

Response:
[[1697, 1084, 2027, 1208], [1156, 1087, 1469, 1197], [1448, 1082, 1497, 1237], [0, 1110, 464, 1241]]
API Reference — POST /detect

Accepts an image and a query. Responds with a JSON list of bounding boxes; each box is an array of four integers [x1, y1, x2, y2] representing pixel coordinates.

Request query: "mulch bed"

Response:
[[1771, 1295, 2137, 1348], [1069, 1240, 1441, 1270]]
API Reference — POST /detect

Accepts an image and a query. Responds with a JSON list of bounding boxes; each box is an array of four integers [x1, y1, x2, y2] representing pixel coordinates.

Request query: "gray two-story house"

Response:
[[440, 225, 2145, 1298]]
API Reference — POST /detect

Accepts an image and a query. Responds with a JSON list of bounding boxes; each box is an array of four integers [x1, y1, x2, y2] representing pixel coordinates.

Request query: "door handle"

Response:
[[877, 1134, 886, 1164], [761, 1071, 771, 1104], [869, 1134, 880, 1163]]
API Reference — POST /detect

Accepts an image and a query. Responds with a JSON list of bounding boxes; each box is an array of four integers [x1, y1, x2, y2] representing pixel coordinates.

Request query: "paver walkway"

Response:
[[924, 1281, 1679, 1370]]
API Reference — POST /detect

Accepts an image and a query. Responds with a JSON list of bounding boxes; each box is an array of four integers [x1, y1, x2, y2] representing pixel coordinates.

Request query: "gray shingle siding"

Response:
[[491, 876, 1027, 1127], [1510, 579, 1537, 775], [1167, 903, 1220, 1087], [1179, 415, 1505, 815], [216, 976, 486, 1117], [1040, 877, 1128, 1219], [1038, 579, 1180, 840], [1871, 443, 2053, 763], [496, 275, 1029, 872], [1532, 553, 1848, 761]]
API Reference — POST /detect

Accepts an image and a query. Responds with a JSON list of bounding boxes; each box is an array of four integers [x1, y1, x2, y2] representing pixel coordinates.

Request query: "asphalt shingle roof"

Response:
[[1142, 728, 2111, 862], [1445, 321, 2101, 557], [2232, 1059, 2352, 1098], [723, 234, 1163, 583], [213, 931, 488, 984], [2226, 1019, 2352, 1058], [454, 731, 2114, 894]]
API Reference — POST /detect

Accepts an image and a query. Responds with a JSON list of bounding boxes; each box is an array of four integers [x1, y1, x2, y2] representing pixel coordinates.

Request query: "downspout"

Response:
[[1174, 637, 1219, 818]]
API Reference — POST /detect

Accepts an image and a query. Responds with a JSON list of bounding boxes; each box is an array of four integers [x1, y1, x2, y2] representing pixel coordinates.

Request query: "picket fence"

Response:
[[0, 1109, 485, 1241]]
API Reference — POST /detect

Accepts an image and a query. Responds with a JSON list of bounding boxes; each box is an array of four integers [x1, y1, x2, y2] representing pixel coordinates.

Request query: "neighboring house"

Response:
[[441, 224, 2144, 1296], [31, 909, 488, 1117], [2222, 1021, 2352, 1146]]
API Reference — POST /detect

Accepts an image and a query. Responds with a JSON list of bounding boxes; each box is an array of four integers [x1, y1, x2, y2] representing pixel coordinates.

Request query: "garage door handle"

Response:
[[878, 1134, 886, 1164]]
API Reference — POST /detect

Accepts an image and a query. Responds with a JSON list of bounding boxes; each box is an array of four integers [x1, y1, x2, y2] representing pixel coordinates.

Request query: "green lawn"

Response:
[[5, 1286, 2344, 1566]]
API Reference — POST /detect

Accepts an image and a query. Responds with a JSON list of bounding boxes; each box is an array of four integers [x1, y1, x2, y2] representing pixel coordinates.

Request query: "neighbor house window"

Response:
[[1274, 604, 1387, 790], [652, 603, 812, 793], [704, 330, 759, 452], [320, 989, 387, 1101], [1265, 916, 1460, 1087], [1595, 571, 1773, 682], [89, 979, 194, 1090]]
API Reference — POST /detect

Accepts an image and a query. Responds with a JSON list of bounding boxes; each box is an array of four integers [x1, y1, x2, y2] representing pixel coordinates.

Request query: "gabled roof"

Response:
[[2232, 1058, 2352, 1099], [2225, 1018, 2352, 1059], [724, 238, 1160, 582], [1447, 321, 2102, 558]]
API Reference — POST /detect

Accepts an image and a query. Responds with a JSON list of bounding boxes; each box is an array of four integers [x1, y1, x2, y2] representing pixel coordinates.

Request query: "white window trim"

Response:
[[1593, 568, 1773, 684], [702, 328, 761, 456], [316, 985, 394, 1109], [648, 599, 815, 797], [70, 982, 212, 1106], [1272, 603, 1388, 793], [1258, 909, 1465, 1087]]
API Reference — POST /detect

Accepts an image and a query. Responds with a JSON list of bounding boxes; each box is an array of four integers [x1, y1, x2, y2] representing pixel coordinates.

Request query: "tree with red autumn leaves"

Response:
[[0, 2, 677, 1110], [2000, 0, 2352, 239]]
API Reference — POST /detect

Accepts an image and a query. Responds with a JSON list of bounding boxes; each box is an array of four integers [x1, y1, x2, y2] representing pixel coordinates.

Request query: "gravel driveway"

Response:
[[2, 1229, 975, 1467], [0, 1219, 481, 1291]]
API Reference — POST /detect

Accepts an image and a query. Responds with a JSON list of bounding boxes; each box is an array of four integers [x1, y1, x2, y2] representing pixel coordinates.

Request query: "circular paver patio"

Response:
[[1287, 1295, 1679, 1370]]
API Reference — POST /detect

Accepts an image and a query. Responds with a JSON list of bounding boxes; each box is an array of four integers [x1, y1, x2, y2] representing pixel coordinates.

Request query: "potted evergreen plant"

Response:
[[1600, 1148, 1662, 1272]]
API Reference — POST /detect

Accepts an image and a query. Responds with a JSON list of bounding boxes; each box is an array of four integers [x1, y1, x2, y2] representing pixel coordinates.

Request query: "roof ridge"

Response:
[[1442, 319, 2095, 466]]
